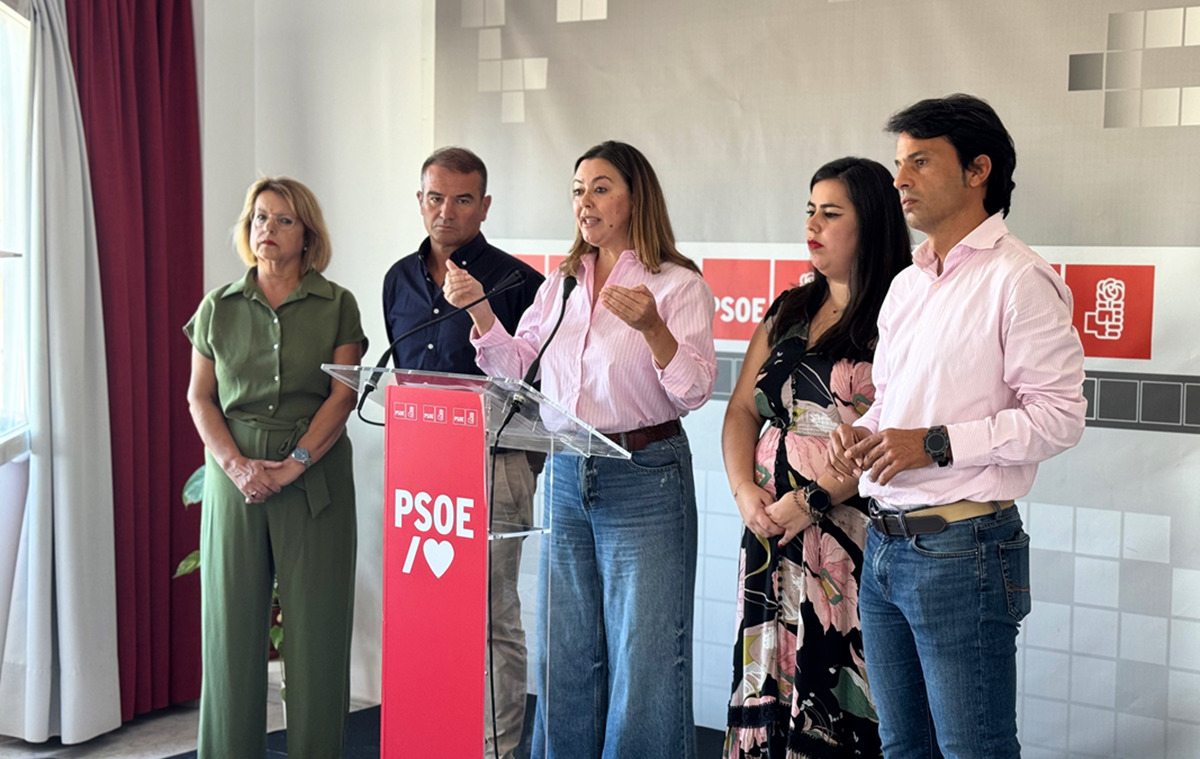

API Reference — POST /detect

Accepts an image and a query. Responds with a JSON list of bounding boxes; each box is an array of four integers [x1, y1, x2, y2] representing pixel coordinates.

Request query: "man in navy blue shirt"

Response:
[[382, 147, 542, 759]]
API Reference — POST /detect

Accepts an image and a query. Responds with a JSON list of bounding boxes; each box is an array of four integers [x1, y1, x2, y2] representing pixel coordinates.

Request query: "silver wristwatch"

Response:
[[290, 446, 312, 469]]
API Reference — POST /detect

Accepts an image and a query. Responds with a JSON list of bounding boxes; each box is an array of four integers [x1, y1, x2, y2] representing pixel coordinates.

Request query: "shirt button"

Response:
[[433, 308, 440, 315], [274, 375, 280, 382], [273, 343, 279, 350], [427, 344, 434, 350], [273, 317, 279, 324], [268, 404, 275, 410]]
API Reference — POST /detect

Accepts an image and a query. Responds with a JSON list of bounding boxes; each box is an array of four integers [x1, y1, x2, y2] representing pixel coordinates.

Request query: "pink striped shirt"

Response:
[[855, 214, 1086, 509], [472, 249, 717, 433]]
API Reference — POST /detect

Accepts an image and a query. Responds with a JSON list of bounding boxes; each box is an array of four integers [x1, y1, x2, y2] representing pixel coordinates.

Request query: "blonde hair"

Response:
[[234, 176, 332, 273], [561, 141, 699, 277]]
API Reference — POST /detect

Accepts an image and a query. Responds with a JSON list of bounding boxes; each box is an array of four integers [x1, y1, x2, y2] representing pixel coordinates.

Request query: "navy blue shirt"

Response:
[[382, 233, 543, 375]]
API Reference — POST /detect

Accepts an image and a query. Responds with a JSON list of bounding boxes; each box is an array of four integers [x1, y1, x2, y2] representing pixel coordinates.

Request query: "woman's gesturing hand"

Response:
[[600, 284, 663, 333], [443, 260, 496, 334], [734, 481, 785, 539]]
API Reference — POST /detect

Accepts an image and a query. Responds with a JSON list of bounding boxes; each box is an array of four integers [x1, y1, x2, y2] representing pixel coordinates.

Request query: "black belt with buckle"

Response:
[[868, 508, 949, 537]]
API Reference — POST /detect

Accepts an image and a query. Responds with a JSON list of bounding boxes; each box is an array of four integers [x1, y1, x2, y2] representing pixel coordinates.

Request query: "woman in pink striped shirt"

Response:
[[445, 141, 716, 759]]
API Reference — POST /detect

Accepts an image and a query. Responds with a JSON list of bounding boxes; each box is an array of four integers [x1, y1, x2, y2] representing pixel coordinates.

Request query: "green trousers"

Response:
[[199, 427, 357, 759]]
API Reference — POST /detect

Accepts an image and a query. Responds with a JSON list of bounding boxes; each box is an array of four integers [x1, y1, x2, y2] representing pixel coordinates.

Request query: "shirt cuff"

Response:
[[469, 320, 512, 348], [944, 422, 988, 468]]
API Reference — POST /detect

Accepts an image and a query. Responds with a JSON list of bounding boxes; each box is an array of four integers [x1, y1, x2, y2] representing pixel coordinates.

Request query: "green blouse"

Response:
[[184, 268, 368, 424]]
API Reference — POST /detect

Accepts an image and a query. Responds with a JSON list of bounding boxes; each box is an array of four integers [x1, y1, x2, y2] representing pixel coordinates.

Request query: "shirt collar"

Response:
[[221, 267, 334, 303], [912, 213, 1008, 277], [418, 232, 489, 270]]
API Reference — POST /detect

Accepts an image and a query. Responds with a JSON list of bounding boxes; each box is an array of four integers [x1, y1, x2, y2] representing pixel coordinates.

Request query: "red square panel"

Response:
[[773, 260, 813, 298], [514, 253, 546, 273], [548, 255, 567, 274], [1063, 264, 1154, 360], [704, 259, 772, 340]]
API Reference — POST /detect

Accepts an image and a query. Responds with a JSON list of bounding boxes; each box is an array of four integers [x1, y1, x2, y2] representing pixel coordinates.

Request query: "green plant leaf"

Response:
[[182, 465, 205, 506], [270, 625, 284, 653], [173, 550, 200, 579]]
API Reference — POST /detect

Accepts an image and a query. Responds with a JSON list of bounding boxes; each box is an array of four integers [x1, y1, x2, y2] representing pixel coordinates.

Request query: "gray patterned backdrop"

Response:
[[434, 1, 1200, 756]]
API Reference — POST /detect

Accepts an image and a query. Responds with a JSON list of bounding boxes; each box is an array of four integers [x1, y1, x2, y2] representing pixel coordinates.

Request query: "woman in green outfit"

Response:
[[185, 177, 367, 758]]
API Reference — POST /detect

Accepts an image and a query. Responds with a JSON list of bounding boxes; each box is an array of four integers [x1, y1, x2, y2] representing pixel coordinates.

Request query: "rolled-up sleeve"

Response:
[[656, 274, 717, 411], [471, 278, 549, 381]]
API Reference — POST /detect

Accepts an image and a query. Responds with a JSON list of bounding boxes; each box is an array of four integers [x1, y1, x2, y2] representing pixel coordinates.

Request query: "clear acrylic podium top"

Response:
[[323, 365, 631, 460]]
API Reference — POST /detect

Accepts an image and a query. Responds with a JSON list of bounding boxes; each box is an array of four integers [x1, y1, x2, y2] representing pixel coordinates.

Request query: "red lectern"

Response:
[[323, 366, 628, 758]]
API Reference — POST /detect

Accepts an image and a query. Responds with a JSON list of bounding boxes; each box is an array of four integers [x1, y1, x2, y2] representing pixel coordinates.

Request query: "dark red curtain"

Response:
[[65, 0, 204, 720]]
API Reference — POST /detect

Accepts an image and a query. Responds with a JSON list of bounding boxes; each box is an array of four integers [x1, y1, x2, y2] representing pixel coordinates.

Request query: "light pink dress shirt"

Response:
[[472, 250, 717, 434], [855, 214, 1086, 509]]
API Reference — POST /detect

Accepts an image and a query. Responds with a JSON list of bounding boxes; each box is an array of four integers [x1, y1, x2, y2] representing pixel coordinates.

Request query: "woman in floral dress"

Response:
[[722, 158, 910, 758]]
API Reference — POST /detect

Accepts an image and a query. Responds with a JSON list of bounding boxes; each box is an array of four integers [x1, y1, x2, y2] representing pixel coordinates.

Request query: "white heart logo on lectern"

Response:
[[423, 539, 455, 578]]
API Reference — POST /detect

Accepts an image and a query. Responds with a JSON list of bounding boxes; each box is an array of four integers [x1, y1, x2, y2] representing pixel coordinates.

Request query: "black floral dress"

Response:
[[724, 294, 881, 759]]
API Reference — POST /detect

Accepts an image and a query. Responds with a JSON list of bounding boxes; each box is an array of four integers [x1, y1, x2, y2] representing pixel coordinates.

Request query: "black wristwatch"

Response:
[[803, 482, 833, 516], [923, 426, 951, 467]]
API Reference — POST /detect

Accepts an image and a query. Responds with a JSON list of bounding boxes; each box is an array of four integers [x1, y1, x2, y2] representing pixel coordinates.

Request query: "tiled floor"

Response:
[[0, 663, 375, 759]]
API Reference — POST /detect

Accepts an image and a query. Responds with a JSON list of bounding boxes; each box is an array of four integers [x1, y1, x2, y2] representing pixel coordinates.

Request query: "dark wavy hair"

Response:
[[886, 93, 1017, 218], [768, 157, 911, 362]]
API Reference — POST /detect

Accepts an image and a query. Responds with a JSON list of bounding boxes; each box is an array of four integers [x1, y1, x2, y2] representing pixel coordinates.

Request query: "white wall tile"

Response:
[[1029, 502, 1073, 552], [1026, 601, 1073, 650], [706, 471, 739, 517], [1025, 648, 1071, 699], [1170, 619, 1200, 670], [1167, 720, 1200, 759], [1121, 612, 1169, 665], [1073, 606, 1118, 657], [1069, 704, 1115, 756], [500, 91, 524, 123], [478, 60, 502, 92], [705, 513, 743, 560], [703, 599, 737, 645], [1075, 556, 1121, 608], [501, 59, 524, 91], [1172, 568, 1200, 619], [581, 0, 607, 21], [1022, 697, 1069, 750], [1075, 507, 1121, 557], [462, 0, 484, 28], [1071, 655, 1117, 707], [1123, 513, 1171, 563], [484, 0, 505, 26], [523, 58, 549, 90], [1118, 713, 1166, 759], [697, 684, 729, 730], [478, 28, 501, 60], [704, 556, 738, 601], [700, 641, 732, 688], [556, 0, 581, 23], [1168, 669, 1200, 721], [1182, 87, 1200, 126], [1183, 6, 1200, 46], [1146, 8, 1185, 47]]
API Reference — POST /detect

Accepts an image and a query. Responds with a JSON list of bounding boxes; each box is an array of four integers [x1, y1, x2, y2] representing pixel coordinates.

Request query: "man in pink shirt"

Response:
[[828, 94, 1086, 759]]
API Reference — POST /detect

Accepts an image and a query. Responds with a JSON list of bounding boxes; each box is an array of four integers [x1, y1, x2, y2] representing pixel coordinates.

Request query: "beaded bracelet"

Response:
[[792, 488, 823, 523]]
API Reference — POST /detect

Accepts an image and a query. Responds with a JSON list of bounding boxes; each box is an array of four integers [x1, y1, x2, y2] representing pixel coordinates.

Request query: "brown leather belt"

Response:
[[868, 498, 1016, 537], [611, 419, 681, 452]]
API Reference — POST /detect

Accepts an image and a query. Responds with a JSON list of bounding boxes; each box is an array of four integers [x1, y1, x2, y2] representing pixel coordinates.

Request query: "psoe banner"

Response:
[[382, 385, 488, 757]]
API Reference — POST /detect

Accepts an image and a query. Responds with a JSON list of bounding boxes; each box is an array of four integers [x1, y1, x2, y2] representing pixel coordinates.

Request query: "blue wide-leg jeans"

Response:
[[531, 432, 698, 759], [859, 505, 1031, 759]]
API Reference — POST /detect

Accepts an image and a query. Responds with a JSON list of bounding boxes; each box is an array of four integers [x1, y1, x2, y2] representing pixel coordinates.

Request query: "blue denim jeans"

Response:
[[859, 505, 1031, 759], [531, 432, 698, 759]]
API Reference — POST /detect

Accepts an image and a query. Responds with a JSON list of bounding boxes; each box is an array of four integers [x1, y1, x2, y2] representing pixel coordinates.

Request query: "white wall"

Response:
[[197, 0, 436, 702]]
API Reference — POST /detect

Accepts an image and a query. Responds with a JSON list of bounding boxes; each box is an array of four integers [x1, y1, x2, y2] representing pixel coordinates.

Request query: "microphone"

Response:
[[521, 275, 577, 387], [356, 267, 528, 415]]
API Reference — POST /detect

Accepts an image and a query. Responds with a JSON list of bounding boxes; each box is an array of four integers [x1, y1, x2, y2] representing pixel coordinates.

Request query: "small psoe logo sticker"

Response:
[[798, 271, 815, 286], [422, 405, 448, 424], [452, 408, 479, 426], [392, 403, 417, 421], [1084, 278, 1125, 341]]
